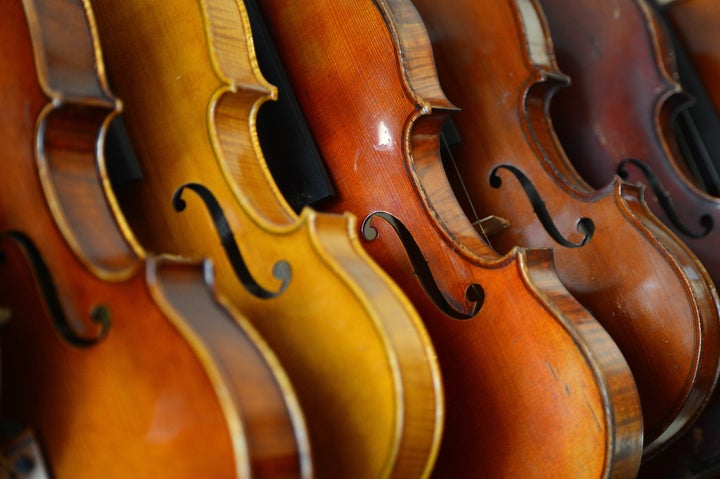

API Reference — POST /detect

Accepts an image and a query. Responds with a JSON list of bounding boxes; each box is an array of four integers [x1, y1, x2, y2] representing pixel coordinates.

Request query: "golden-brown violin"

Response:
[[259, 0, 643, 477], [88, 0, 443, 477], [0, 0, 311, 477], [412, 0, 720, 455]]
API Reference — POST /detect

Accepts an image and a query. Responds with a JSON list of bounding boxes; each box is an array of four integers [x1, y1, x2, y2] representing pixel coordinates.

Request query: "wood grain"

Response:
[[88, 0, 444, 476], [259, 0, 643, 476], [0, 0, 310, 476]]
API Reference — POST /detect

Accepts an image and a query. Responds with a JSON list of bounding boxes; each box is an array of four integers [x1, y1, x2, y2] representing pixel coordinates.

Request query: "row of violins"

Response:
[[2, 0, 720, 477]]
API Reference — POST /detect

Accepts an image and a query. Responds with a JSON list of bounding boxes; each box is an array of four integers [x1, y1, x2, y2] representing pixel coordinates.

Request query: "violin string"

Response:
[[440, 130, 493, 247], [674, 114, 710, 192]]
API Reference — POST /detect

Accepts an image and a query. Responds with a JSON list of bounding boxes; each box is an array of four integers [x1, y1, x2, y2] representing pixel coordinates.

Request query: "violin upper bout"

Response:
[[201, 0, 300, 227], [375, 0, 457, 112], [25, 0, 115, 105], [201, 0, 277, 95]]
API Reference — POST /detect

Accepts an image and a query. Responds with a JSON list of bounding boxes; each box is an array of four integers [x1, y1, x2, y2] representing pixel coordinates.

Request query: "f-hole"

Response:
[[172, 182, 292, 299], [489, 165, 594, 247], [1, 232, 110, 347], [618, 158, 713, 239], [362, 211, 484, 320]]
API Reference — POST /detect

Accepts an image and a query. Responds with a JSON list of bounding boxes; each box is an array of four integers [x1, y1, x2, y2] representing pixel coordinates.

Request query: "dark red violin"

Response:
[[630, 1, 720, 475], [412, 0, 720, 455], [540, 0, 720, 299]]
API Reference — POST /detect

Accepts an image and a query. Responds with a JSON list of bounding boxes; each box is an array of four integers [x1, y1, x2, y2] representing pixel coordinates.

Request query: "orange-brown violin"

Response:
[[259, 0, 643, 477], [0, 0, 311, 477], [412, 0, 720, 455]]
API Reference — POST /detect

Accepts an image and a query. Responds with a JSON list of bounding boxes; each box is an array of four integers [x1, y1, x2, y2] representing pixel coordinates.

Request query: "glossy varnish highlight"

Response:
[[260, 0, 643, 477]]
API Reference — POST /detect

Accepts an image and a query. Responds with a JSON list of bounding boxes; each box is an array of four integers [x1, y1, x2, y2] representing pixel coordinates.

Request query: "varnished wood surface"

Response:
[[0, 0, 311, 477], [260, 0, 643, 477], [88, 0, 444, 477], [619, 2, 720, 477], [539, 0, 720, 338], [413, 0, 719, 456]]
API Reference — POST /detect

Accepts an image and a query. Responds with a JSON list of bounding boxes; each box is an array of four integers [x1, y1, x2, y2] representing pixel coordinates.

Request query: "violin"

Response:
[[87, 0, 443, 476], [412, 0, 720, 455], [0, 0, 311, 477], [539, 0, 720, 306], [259, 0, 643, 476], [629, 2, 720, 475]]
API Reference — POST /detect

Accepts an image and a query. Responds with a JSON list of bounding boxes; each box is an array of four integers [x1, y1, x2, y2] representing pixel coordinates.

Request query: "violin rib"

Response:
[[88, 0, 444, 476], [259, 0, 643, 477], [412, 0, 720, 455], [0, 0, 311, 477]]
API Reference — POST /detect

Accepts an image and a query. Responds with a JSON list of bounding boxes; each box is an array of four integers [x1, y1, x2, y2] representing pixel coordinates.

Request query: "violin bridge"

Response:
[[474, 215, 510, 237]]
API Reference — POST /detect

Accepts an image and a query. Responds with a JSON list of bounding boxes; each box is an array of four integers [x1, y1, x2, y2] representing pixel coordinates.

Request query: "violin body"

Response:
[[619, 2, 720, 476], [412, 0, 720, 455], [259, 0, 643, 477], [88, 0, 443, 477], [540, 0, 720, 302], [0, 0, 310, 477]]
